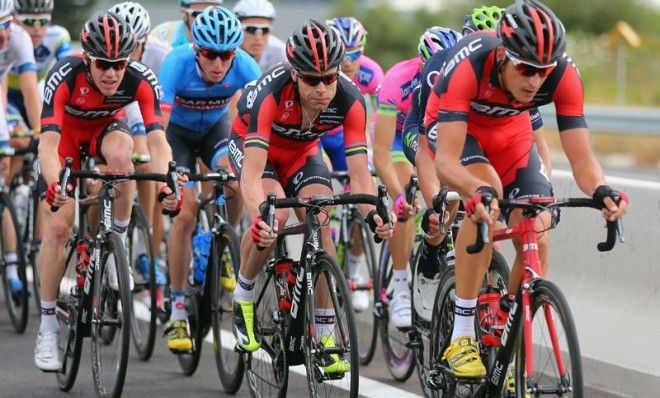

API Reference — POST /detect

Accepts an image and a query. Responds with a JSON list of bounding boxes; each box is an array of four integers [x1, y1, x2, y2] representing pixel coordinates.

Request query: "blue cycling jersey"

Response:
[[159, 44, 261, 133]]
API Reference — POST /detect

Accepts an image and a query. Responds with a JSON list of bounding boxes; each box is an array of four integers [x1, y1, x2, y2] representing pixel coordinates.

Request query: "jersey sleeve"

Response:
[[432, 59, 478, 123], [343, 96, 368, 157], [366, 62, 384, 96], [245, 93, 276, 150], [55, 27, 73, 60], [552, 60, 587, 131], [157, 50, 180, 113], [403, 86, 421, 135], [125, 101, 144, 132], [376, 68, 402, 117], [134, 77, 164, 132], [529, 107, 544, 131], [12, 26, 36, 74], [40, 61, 73, 133]]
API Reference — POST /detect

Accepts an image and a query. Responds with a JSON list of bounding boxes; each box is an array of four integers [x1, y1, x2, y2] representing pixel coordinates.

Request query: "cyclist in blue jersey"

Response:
[[158, 5, 261, 353], [151, 0, 223, 48]]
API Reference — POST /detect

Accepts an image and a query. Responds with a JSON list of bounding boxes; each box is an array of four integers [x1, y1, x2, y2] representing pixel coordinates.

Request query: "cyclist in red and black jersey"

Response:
[[227, 20, 394, 374], [34, 11, 179, 372], [426, 0, 628, 379]]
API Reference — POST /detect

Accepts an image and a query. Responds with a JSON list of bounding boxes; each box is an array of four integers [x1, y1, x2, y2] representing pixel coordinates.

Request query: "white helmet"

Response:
[[233, 0, 275, 20], [0, 0, 14, 19], [109, 1, 151, 40]]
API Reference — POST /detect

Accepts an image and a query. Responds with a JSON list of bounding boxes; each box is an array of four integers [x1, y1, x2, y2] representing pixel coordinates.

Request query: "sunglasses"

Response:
[[0, 18, 11, 30], [87, 55, 129, 71], [184, 9, 203, 18], [18, 16, 51, 27], [344, 49, 363, 62], [244, 25, 271, 35], [297, 72, 339, 86], [506, 51, 556, 78], [198, 48, 235, 61]]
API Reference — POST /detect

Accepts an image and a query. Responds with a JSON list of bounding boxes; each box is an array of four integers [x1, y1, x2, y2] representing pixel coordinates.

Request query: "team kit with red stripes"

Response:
[[7, 0, 627, 396]]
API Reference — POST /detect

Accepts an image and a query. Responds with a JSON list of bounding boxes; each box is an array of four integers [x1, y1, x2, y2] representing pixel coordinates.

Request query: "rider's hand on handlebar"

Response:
[[158, 185, 183, 215], [465, 186, 500, 225], [46, 181, 73, 208], [394, 193, 418, 222], [366, 210, 396, 241], [421, 208, 441, 235], [593, 185, 628, 222], [251, 216, 279, 249]]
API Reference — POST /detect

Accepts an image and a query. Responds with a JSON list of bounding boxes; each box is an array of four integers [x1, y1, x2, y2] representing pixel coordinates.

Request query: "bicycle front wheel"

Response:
[[514, 279, 583, 397], [211, 224, 244, 393], [127, 203, 157, 361], [304, 253, 359, 398], [0, 193, 29, 333], [91, 232, 132, 398], [427, 266, 456, 398]]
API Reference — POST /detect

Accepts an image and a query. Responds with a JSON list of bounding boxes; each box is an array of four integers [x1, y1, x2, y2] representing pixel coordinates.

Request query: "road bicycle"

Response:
[[427, 196, 624, 397], [54, 153, 179, 397], [239, 187, 391, 398]]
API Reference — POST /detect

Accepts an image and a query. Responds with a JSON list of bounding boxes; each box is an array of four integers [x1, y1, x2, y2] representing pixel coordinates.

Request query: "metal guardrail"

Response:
[[539, 104, 660, 135]]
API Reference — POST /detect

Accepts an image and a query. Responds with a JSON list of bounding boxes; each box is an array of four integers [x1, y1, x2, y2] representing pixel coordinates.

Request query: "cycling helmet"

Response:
[[286, 19, 345, 73], [233, 0, 275, 20], [418, 26, 461, 61], [191, 6, 243, 51], [81, 11, 137, 59], [498, 0, 566, 67], [0, 0, 14, 19], [108, 2, 151, 40], [462, 5, 504, 35], [326, 17, 367, 49], [180, 0, 222, 7], [15, 0, 53, 14]]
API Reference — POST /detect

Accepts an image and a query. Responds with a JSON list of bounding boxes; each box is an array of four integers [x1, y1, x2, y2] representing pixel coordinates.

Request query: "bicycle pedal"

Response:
[[233, 344, 248, 354], [325, 372, 347, 381]]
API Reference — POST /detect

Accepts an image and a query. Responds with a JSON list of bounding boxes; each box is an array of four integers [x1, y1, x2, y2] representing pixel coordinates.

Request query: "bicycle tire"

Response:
[[30, 184, 42, 310], [211, 224, 245, 393], [127, 203, 157, 361], [246, 267, 288, 398], [56, 242, 83, 392], [376, 240, 415, 382], [514, 279, 583, 398], [304, 253, 359, 398], [176, 289, 203, 376], [343, 216, 378, 365], [0, 192, 29, 333], [91, 232, 132, 398]]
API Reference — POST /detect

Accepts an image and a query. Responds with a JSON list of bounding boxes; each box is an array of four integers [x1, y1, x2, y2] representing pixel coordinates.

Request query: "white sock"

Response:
[[451, 296, 478, 342], [234, 273, 256, 302], [112, 219, 130, 243], [40, 300, 59, 333], [315, 308, 336, 340], [4, 252, 18, 279], [392, 269, 408, 295], [170, 290, 187, 321]]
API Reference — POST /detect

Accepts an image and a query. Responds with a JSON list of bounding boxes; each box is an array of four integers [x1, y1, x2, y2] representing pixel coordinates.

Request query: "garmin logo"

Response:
[[43, 62, 73, 104], [443, 38, 483, 76]]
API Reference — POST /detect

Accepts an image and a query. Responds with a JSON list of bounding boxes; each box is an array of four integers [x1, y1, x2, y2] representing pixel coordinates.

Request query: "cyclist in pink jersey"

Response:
[[374, 27, 461, 328]]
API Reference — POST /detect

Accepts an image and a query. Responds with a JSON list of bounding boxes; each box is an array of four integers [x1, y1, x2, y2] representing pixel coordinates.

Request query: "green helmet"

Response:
[[462, 5, 504, 35]]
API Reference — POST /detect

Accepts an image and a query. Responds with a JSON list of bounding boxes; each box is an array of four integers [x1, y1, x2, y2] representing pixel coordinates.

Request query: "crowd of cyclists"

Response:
[[0, 0, 629, 395]]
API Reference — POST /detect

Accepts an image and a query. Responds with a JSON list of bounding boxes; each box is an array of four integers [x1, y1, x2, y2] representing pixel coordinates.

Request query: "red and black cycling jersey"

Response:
[[231, 63, 367, 156], [41, 54, 163, 134], [424, 32, 586, 133]]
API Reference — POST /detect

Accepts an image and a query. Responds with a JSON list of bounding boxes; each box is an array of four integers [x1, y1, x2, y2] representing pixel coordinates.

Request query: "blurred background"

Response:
[[53, 0, 660, 172]]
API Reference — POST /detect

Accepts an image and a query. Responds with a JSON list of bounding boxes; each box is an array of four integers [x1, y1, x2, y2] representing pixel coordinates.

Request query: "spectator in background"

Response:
[[233, 0, 285, 72]]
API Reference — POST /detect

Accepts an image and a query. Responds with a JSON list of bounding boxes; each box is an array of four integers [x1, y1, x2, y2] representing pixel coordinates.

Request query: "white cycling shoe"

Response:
[[35, 331, 61, 372], [413, 272, 440, 322], [389, 291, 412, 328]]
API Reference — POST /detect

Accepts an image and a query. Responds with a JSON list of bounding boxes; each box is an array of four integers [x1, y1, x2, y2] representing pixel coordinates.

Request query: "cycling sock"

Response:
[[112, 219, 130, 242], [392, 269, 408, 295], [234, 273, 256, 302], [4, 252, 18, 280], [40, 300, 59, 333], [347, 252, 363, 278], [417, 240, 441, 278], [451, 296, 478, 342], [315, 308, 336, 340], [170, 289, 187, 321]]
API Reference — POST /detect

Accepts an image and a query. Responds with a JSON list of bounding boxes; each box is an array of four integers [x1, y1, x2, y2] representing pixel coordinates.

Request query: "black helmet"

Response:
[[81, 11, 137, 60], [15, 0, 53, 14], [498, 0, 566, 67], [286, 19, 345, 73]]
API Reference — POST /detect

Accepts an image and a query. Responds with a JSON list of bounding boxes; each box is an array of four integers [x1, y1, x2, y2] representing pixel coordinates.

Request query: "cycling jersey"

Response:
[[424, 32, 584, 188], [159, 44, 260, 133], [40, 54, 163, 168], [0, 24, 36, 80], [256, 35, 286, 72], [151, 20, 189, 48], [8, 24, 71, 87]]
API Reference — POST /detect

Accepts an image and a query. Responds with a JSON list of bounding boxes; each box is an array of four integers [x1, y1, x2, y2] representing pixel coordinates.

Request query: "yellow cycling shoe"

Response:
[[318, 336, 350, 374], [164, 319, 193, 353], [232, 299, 261, 352], [506, 368, 531, 398], [441, 336, 486, 378], [219, 252, 236, 292]]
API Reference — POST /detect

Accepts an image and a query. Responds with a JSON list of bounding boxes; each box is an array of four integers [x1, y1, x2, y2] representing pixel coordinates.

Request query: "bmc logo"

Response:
[[246, 66, 287, 108], [443, 38, 483, 76], [65, 105, 122, 119], [471, 102, 523, 117], [44, 62, 73, 104]]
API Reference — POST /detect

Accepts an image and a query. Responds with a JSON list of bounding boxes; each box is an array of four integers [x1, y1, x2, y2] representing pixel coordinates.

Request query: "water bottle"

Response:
[[192, 225, 212, 287], [13, 184, 30, 237], [76, 240, 90, 289], [478, 286, 503, 346]]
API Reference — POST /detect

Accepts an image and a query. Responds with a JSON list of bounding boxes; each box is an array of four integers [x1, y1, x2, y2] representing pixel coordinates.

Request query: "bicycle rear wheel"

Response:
[[0, 193, 29, 333], [28, 184, 42, 311], [211, 224, 244, 393], [176, 289, 204, 376], [343, 216, 378, 365], [246, 266, 288, 398], [514, 279, 583, 397], [56, 241, 83, 392], [91, 232, 132, 398], [428, 265, 457, 397], [127, 203, 157, 361], [304, 253, 359, 397], [376, 240, 415, 381]]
